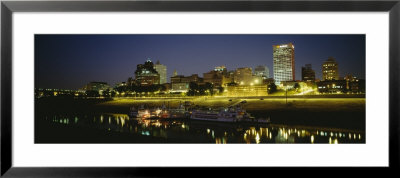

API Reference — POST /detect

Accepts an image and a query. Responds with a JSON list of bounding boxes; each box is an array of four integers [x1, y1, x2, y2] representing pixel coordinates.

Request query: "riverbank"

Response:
[[35, 96, 365, 130]]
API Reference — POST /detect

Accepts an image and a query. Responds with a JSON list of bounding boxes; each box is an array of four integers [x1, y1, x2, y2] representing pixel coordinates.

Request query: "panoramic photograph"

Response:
[[34, 34, 365, 144]]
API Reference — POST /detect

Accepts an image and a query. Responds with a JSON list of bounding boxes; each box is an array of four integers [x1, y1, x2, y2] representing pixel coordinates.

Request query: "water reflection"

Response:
[[42, 113, 365, 144]]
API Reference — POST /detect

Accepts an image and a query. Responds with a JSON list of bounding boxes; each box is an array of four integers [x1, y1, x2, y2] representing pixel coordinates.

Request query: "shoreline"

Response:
[[35, 96, 366, 131]]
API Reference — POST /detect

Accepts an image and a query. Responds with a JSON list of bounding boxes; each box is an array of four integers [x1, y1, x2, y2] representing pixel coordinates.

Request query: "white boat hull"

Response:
[[190, 111, 241, 123], [191, 117, 238, 122]]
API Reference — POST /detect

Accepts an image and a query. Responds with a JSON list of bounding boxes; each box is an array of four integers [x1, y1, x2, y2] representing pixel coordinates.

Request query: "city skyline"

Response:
[[35, 34, 365, 90]]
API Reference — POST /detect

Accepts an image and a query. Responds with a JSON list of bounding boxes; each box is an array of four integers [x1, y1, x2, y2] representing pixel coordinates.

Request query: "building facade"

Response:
[[301, 64, 316, 82], [170, 74, 203, 93], [83, 82, 111, 91], [273, 43, 295, 85], [317, 75, 365, 94], [171, 83, 190, 93], [234, 67, 253, 85], [322, 57, 339, 81], [154, 60, 167, 84], [135, 59, 160, 86], [203, 70, 224, 87], [316, 80, 347, 93], [344, 75, 365, 93], [224, 85, 268, 97], [82, 81, 111, 96]]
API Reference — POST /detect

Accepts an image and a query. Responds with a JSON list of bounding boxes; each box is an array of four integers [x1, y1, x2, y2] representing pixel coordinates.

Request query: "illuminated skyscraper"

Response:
[[322, 57, 339, 80], [154, 60, 167, 84], [273, 43, 295, 85]]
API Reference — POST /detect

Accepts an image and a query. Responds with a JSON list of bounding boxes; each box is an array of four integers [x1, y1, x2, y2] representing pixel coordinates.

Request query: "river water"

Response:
[[35, 113, 365, 144]]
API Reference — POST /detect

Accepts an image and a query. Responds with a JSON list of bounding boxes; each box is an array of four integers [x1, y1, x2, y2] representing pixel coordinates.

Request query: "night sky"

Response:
[[35, 34, 365, 90]]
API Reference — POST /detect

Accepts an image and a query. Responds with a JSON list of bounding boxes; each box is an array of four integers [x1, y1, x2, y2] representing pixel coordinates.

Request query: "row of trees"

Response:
[[114, 84, 167, 94], [73, 84, 168, 98], [187, 82, 216, 96], [36, 81, 297, 99]]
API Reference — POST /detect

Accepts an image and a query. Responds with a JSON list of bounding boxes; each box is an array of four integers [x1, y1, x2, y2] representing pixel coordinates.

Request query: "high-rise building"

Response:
[[173, 69, 178, 77], [135, 59, 160, 86], [273, 43, 295, 85], [254, 65, 270, 79], [301, 64, 315, 82], [322, 57, 339, 80], [154, 60, 167, 84]]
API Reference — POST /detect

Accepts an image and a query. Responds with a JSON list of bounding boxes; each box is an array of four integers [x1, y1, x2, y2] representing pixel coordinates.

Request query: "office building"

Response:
[[344, 74, 365, 93], [322, 57, 339, 81], [134, 59, 160, 86], [316, 80, 346, 93], [273, 43, 295, 85], [254, 65, 270, 79], [154, 60, 167, 84], [170, 74, 203, 93], [203, 70, 224, 87], [301, 64, 316, 82], [234, 67, 253, 85]]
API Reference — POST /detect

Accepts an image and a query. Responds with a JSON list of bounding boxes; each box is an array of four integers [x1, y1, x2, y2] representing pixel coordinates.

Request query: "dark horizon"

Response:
[[35, 34, 365, 90]]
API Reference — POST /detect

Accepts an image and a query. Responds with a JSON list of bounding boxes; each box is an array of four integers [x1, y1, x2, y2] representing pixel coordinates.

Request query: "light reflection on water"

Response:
[[44, 113, 365, 144]]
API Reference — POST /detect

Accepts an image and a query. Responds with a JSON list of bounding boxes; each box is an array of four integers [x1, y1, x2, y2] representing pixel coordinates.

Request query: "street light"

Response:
[[285, 85, 288, 106]]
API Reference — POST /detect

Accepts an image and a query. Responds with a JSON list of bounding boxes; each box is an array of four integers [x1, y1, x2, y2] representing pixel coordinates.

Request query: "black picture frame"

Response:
[[1, 0, 399, 176]]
